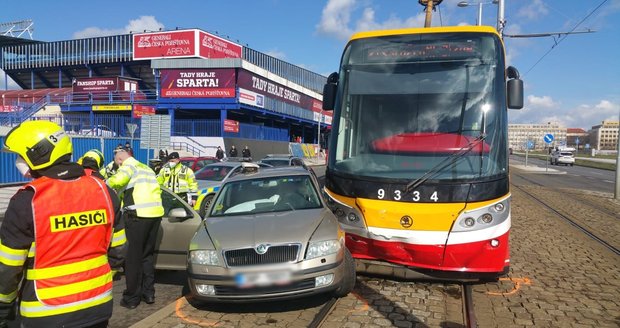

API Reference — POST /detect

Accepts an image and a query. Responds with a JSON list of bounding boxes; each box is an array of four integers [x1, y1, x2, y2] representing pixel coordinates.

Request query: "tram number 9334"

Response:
[[377, 188, 439, 202]]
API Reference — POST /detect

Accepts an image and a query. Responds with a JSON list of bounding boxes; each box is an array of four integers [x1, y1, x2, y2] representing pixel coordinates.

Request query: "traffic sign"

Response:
[[543, 133, 554, 144], [585, 143, 590, 149], [527, 141, 534, 149]]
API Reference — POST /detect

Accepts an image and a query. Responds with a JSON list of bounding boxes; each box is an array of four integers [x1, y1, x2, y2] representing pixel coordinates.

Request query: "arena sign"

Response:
[[133, 29, 241, 60]]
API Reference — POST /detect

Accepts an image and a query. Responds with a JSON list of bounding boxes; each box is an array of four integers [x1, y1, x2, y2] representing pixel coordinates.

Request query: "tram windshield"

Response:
[[331, 32, 508, 182]]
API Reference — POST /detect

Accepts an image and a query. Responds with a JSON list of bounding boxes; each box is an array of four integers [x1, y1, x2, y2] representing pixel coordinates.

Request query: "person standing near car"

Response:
[[215, 146, 224, 161], [124, 141, 134, 157], [242, 145, 252, 159], [0, 121, 125, 328], [156, 152, 198, 206], [229, 145, 238, 157], [107, 148, 164, 309]]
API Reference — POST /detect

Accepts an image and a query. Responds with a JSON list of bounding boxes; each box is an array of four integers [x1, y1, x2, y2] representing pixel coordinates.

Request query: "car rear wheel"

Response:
[[199, 194, 214, 218], [333, 249, 356, 298]]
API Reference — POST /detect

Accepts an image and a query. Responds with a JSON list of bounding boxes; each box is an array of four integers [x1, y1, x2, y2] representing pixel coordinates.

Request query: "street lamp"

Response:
[[457, 0, 499, 26]]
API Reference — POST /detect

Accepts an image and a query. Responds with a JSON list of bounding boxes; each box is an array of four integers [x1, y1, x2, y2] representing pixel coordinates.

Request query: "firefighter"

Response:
[[156, 152, 198, 205], [77, 148, 106, 180], [106, 148, 164, 309], [0, 121, 126, 328]]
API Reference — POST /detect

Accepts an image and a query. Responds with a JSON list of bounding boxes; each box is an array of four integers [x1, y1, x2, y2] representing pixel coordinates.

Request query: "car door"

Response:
[[155, 188, 203, 270]]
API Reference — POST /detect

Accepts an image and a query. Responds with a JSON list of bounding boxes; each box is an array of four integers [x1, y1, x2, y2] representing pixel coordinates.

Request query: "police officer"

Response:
[[106, 148, 164, 309], [77, 148, 107, 180], [156, 152, 198, 205], [0, 121, 126, 328]]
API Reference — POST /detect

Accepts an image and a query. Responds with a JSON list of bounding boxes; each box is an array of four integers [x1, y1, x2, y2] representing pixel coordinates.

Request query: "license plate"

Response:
[[235, 270, 292, 288]]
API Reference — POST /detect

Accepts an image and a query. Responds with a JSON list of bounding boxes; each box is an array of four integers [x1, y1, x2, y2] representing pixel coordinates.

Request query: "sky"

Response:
[[1, 0, 619, 130]]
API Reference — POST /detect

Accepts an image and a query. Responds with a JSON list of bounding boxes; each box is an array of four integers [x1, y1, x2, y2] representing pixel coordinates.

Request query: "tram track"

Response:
[[511, 174, 620, 256], [307, 297, 339, 328], [462, 283, 477, 328]]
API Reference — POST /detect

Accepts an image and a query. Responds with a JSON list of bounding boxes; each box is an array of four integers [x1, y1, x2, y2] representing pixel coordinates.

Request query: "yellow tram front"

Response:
[[322, 26, 523, 277]]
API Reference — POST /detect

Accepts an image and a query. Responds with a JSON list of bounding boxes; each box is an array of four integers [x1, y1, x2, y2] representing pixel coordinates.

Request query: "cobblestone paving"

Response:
[[518, 185, 620, 250], [472, 177, 620, 328], [320, 277, 463, 328], [128, 278, 466, 327]]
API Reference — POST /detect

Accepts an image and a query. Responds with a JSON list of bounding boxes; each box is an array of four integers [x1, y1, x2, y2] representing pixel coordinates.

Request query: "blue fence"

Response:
[[0, 137, 150, 184]]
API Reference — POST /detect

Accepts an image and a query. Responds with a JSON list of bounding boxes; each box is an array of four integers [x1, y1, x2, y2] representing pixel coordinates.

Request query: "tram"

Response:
[[321, 26, 523, 278]]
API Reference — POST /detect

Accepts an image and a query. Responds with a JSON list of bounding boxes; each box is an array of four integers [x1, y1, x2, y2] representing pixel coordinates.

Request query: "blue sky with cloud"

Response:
[[1, 0, 618, 130]]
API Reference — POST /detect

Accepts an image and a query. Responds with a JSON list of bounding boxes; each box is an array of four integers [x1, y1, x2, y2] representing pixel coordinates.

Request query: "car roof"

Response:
[[224, 166, 310, 183], [179, 156, 218, 160]]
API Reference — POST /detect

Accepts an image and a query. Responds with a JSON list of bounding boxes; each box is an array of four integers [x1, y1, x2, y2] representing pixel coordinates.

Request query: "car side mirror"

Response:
[[168, 207, 192, 221]]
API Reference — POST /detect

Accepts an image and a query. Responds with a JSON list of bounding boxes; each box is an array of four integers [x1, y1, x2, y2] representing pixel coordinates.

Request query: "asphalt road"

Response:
[[509, 155, 616, 193]]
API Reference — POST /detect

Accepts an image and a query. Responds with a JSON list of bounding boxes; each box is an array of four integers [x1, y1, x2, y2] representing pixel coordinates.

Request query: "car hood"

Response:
[[204, 208, 330, 250]]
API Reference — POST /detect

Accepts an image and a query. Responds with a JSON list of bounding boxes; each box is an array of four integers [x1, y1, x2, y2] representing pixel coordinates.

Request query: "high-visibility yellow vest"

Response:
[[107, 157, 164, 218]]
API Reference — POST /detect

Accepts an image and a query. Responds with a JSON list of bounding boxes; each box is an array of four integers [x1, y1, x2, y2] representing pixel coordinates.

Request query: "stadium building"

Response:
[[0, 26, 332, 165]]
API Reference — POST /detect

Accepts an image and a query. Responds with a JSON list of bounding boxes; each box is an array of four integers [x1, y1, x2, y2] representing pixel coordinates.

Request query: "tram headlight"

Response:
[[335, 208, 345, 218], [347, 212, 359, 222], [493, 203, 505, 212], [478, 213, 493, 224], [464, 217, 475, 227]]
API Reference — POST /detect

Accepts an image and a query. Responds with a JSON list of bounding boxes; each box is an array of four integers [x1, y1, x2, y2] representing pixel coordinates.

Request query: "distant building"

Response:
[[508, 123, 567, 151], [566, 128, 589, 151], [589, 120, 619, 151]]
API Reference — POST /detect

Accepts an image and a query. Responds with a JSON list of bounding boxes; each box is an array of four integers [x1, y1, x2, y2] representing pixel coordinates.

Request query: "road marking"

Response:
[[347, 291, 370, 314], [486, 277, 532, 296], [175, 297, 221, 327]]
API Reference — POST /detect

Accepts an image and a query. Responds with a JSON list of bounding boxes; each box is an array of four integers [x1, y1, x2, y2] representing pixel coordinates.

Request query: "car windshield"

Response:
[[260, 159, 289, 167], [195, 165, 234, 182], [180, 160, 195, 167], [210, 175, 322, 216]]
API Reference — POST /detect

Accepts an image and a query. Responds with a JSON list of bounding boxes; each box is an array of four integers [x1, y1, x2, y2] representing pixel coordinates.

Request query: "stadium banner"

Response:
[[237, 70, 322, 113], [223, 119, 239, 133], [73, 77, 118, 93], [92, 105, 132, 111], [133, 30, 198, 60], [0, 105, 21, 112], [159, 68, 236, 98], [198, 31, 242, 59], [238, 87, 265, 108], [133, 104, 156, 118]]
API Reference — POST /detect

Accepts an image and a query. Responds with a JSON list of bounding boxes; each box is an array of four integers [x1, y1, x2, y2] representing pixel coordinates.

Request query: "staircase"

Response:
[[0, 96, 48, 126]]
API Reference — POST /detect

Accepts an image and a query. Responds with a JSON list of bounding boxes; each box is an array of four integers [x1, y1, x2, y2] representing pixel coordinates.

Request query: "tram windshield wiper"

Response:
[[404, 133, 487, 193]]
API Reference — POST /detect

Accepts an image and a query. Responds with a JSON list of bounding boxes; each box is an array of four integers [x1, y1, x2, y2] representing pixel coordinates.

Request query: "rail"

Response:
[[512, 173, 620, 256]]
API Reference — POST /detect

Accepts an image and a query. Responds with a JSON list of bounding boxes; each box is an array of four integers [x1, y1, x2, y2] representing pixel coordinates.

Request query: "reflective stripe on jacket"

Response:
[[157, 163, 198, 195], [107, 157, 164, 218], [25, 175, 115, 316]]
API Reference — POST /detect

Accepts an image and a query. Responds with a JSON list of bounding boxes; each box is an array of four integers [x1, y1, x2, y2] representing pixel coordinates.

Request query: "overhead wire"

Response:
[[523, 0, 609, 76]]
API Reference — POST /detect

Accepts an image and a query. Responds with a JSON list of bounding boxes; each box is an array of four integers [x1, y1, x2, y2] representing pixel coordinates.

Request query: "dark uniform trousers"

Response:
[[122, 212, 162, 305]]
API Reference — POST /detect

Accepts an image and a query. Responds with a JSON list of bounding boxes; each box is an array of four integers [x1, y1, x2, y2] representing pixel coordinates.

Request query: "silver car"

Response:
[[187, 165, 356, 302]]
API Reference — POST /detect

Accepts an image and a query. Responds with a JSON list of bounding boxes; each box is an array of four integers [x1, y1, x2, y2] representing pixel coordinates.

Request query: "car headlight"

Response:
[[190, 250, 220, 266], [305, 240, 341, 260]]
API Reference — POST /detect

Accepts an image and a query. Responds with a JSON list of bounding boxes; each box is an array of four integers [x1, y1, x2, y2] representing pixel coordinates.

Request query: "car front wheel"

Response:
[[333, 249, 356, 298], [198, 194, 214, 218]]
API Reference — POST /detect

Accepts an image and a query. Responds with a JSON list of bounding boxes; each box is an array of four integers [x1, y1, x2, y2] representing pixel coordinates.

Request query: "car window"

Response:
[[210, 175, 321, 216], [260, 159, 289, 167], [180, 160, 194, 168], [195, 165, 232, 181], [560, 152, 573, 156], [161, 189, 191, 215]]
